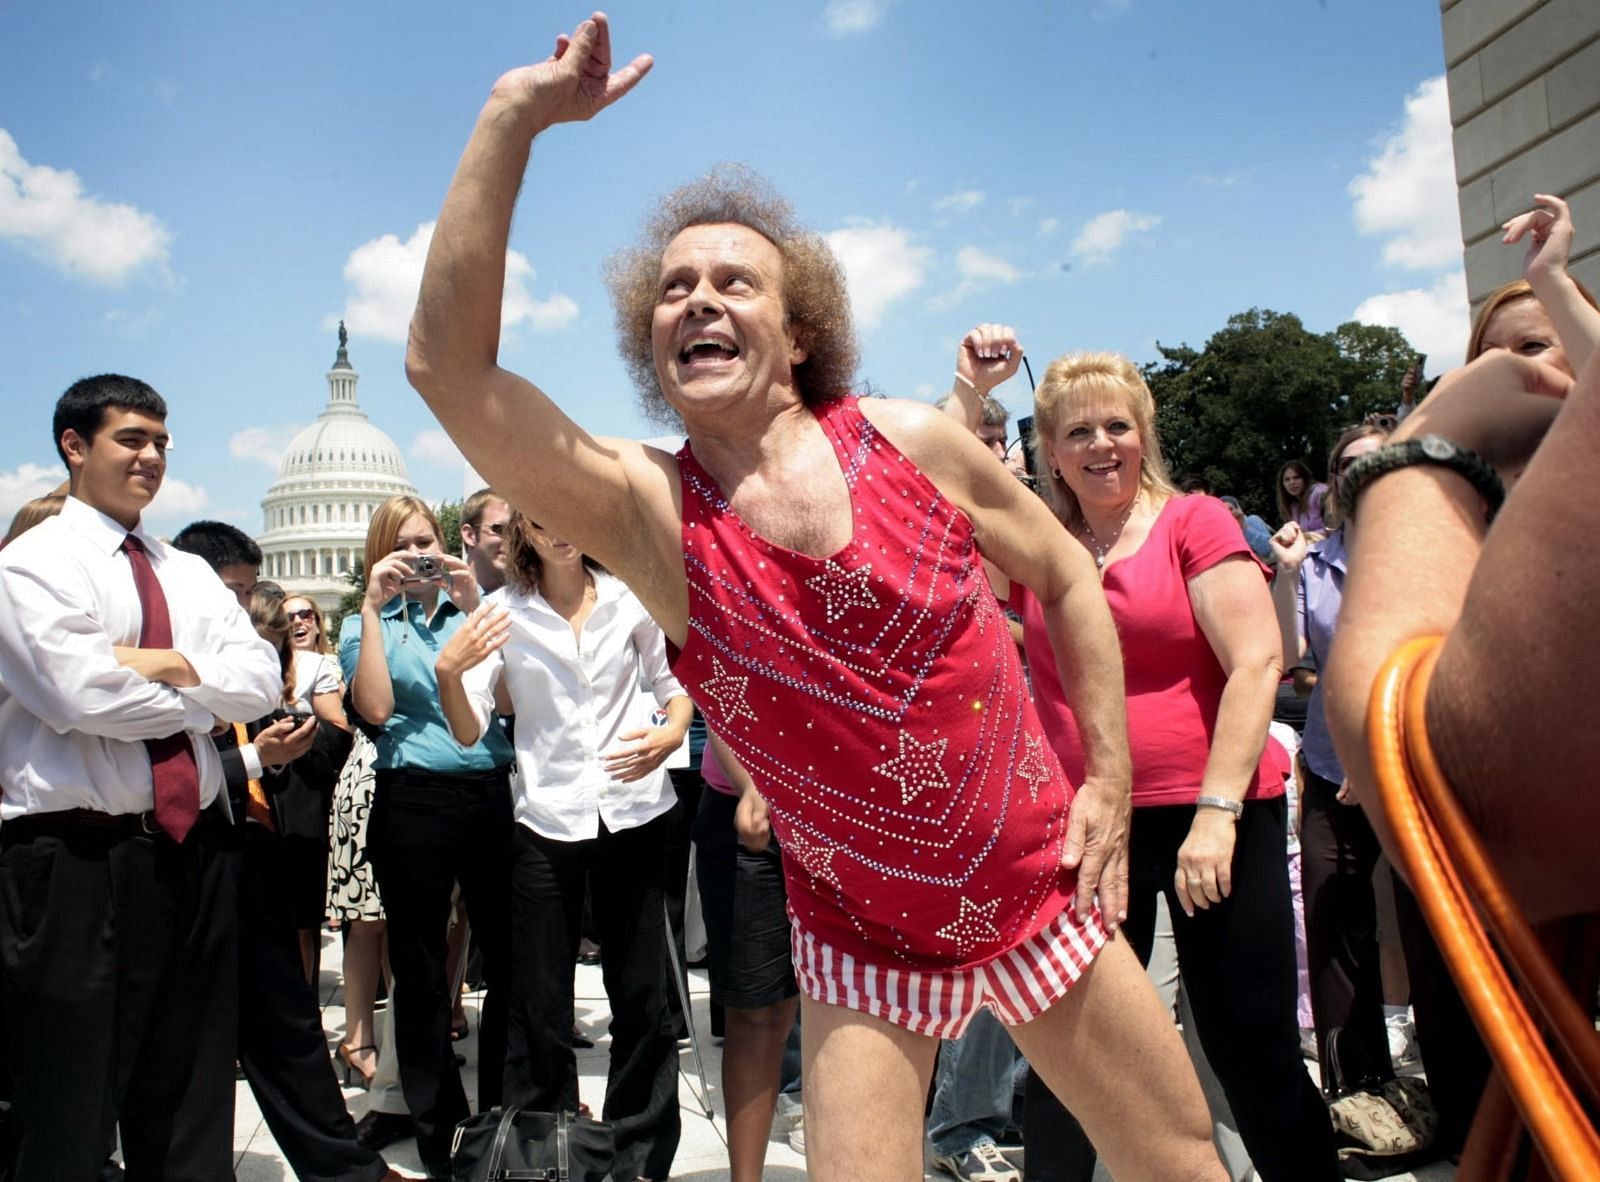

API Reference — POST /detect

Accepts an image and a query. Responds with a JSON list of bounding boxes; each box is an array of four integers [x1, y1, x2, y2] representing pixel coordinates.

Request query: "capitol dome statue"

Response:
[[257, 323, 419, 610]]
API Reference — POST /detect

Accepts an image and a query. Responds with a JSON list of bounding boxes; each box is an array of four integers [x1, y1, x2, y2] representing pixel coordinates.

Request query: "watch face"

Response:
[[1420, 435, 1456, 461]]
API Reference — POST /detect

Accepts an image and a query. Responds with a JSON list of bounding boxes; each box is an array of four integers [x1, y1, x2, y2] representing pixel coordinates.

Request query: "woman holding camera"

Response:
[[339, 494, 515, 1180]]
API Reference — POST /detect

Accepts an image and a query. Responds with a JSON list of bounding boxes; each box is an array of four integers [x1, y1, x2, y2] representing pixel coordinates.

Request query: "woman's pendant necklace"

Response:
[[1080, 499, 1138, 569]]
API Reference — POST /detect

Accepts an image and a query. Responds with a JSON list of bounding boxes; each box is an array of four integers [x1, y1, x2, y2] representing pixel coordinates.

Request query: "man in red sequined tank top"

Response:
[[405, 15, 1227, 1182]]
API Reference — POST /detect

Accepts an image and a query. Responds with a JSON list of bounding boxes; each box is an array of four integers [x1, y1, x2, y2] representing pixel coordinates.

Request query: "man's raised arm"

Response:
[[405, 13, 656, 575]]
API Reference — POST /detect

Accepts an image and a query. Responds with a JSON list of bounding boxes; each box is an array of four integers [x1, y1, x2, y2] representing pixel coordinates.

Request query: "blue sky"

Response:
[[1, 1, 1473, 532]]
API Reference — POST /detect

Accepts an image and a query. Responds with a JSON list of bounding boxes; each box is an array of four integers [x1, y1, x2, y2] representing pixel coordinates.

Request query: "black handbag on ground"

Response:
[[451, 1106, 615, 1182]]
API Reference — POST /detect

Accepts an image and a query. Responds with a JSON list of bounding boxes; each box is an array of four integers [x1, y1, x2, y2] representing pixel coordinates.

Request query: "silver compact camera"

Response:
[[401, 554, 448, 584]]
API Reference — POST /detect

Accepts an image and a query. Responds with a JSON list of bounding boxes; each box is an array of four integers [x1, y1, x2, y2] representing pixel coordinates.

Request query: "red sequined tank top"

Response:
[[672, 397, 1089, 970]]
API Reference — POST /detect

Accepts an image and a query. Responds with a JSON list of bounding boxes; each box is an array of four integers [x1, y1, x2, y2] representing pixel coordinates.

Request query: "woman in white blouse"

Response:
[[437, 511, 692, 1182]]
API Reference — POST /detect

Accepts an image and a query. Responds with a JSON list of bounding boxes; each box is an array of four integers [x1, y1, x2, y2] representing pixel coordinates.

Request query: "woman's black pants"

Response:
[[369, 766, 513, 1178], [1024, 798, 1340, 1182], [502, 813, 682, 1182]]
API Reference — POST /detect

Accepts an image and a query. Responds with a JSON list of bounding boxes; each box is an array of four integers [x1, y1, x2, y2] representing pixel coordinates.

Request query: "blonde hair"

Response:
[[1466, 277, 1600, 363], [362, 495, 441, 582], [1029, 351, 1180, 527], [248, 582, 297, 709], [3, 493, 65, 546]]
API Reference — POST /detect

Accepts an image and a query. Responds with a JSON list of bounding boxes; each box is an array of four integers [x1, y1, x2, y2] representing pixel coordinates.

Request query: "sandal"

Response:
[[336, 1042, 377, 1089]]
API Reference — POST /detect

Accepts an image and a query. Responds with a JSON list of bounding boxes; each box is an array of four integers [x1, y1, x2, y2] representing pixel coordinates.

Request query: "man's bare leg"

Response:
[[1010, 936, 1225, 1182], [724, 997, 799, 1181], [799, 995, 939, 1182]]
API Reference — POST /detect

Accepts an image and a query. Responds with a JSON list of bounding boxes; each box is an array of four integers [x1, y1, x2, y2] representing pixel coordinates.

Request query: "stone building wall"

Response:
[[1442, 0, 1600, 311]]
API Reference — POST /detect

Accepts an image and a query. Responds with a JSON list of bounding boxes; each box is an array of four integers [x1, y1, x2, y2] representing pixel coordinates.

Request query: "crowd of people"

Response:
[[2, 14, 1596, 1182]]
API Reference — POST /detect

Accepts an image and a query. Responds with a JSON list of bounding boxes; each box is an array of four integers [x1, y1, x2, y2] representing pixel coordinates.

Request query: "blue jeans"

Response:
[[926, 1008, 1019, 1156]]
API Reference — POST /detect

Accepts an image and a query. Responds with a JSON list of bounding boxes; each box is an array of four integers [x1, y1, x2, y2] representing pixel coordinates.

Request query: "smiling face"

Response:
[[1047, 394, 1144, 513], [284, 596, 321, 651], [651, 223, 807, 419], [61, 407, 168, 530], [463, 497, 510, 589], [1477, 297, 1572, 378]]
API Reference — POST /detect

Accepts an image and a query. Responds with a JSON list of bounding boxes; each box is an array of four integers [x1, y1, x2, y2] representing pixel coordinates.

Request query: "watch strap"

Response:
[[1339, 435, 1505, 524], [1194, 794, 1243, 818]]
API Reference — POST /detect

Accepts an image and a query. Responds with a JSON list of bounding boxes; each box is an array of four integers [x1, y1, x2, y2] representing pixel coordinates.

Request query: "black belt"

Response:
[[375, 765, 512, 788], [4, 808, 162, 836]]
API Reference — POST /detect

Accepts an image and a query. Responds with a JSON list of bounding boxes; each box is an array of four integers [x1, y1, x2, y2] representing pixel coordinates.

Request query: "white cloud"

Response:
[[144, 476, 209, 526], [0, 129, 172, 285], [824, 220, 930, 331], [409, 428, 465, 468], [823, 0, 891, 35], [103, 307, 160, 335], [1070, 209, 1161, 268], [932, 246, 1025, 310], [1349, 76, 1462, 271], [1037, 217, 1060, 237], [1352, 269, 1469, 371], [229, 424, 305, 469], [1194, 170, 1250, 188], [934, 190, 986, 214], [955, 246, 1021, 283], [0, 461, 67, 523], [329, 220, 578, 344]]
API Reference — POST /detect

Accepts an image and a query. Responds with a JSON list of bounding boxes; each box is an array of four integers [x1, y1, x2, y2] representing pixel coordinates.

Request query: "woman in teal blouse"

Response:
[[339, 494, 514, 1180]]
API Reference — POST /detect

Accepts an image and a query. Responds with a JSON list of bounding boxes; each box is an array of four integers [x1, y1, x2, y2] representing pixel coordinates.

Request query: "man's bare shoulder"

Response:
[[855, 396, 965, 453], [855, 396, 981, 485]]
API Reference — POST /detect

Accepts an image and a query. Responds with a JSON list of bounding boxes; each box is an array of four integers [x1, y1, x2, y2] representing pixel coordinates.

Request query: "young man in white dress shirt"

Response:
[[0, 374, 281, 1182]]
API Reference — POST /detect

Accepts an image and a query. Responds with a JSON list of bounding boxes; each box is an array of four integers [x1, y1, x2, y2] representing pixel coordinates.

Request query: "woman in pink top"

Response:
[[954, 341, 1338, 1180]]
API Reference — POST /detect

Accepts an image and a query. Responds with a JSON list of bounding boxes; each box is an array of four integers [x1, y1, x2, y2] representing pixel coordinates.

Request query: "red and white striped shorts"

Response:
[[790, 904, 1110, 1038]]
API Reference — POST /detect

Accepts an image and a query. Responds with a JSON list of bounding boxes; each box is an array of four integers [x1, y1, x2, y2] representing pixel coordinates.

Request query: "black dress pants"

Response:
[[238, 823, 388, 1182], [1300, 769, 1488, 1152], [1024, 799, 1340, 1182], [369, 767, 513, 1178], [662, 766, 705, 1038], [1300, 769, 1394, 1088], [0, 807, 238, 1182], [503, 815, 682, 1182]]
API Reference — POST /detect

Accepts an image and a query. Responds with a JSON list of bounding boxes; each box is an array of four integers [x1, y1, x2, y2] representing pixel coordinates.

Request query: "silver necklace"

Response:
[[1079, 499, 1137, 569]]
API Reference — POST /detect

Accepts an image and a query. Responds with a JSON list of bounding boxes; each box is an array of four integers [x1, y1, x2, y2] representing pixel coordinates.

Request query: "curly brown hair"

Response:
[[605, 165, 859, 425]]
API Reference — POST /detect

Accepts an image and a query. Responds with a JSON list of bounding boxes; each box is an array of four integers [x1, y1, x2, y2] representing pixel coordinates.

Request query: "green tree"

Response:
[[1145, 309, 1414, 520], [330, 559, 365, 640], [436, 498, 463, 558]]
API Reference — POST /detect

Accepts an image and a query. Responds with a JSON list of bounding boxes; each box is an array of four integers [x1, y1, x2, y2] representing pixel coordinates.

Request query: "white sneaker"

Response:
[[1386, 1013, 1419, 1066], [929, 1141, 1021, 1182], [785, 1112, 805, 1155]]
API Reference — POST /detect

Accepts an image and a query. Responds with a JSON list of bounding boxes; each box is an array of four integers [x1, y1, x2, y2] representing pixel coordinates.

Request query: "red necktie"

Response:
[[122, 533, 201, 842]]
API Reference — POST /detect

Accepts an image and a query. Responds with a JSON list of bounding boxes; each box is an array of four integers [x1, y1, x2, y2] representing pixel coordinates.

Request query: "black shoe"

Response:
[[354, 1109, 414, 1152]]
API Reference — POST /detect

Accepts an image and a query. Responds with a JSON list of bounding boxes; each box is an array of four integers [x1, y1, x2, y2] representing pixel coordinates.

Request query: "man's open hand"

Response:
[[1061, 774, 1131, 930], [491, 12, 653, 130]]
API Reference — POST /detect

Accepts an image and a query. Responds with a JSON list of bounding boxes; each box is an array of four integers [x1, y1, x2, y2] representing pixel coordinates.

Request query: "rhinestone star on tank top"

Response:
[[672, 396, 1096, 970]]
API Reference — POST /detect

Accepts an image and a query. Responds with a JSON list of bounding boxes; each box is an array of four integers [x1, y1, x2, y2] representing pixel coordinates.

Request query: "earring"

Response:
[[1051, 467, 1062, 479]]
